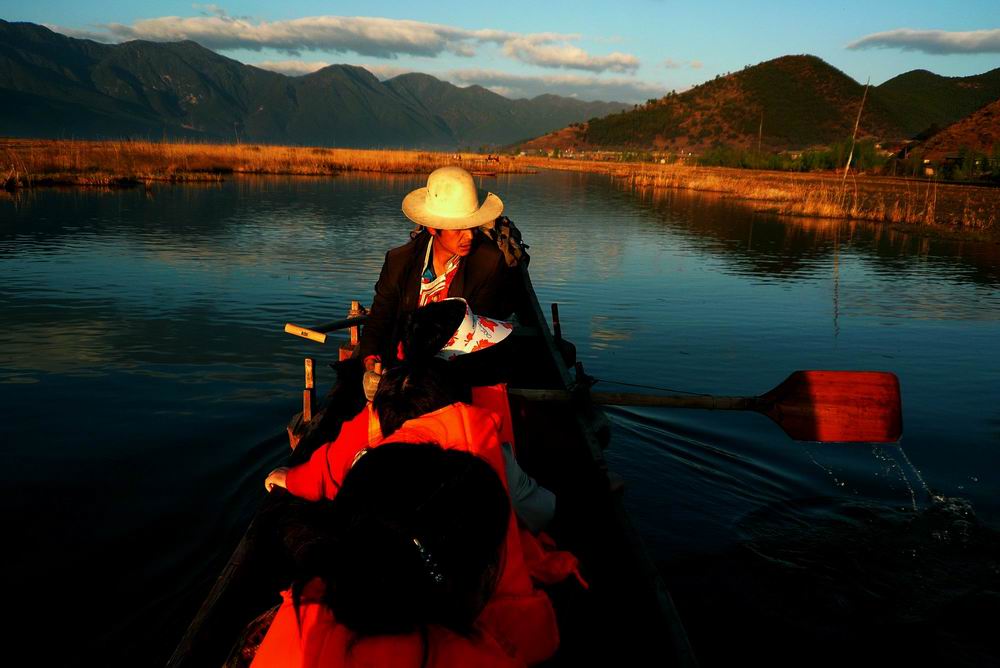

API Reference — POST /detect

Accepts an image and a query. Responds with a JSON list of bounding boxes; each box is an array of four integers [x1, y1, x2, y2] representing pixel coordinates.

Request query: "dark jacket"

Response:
[[359, 230, 510, 362]]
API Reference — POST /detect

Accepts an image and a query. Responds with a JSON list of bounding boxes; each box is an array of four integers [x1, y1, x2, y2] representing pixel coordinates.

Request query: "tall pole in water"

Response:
[[757, 111, 763, 167], [842, 77, 870, 184]]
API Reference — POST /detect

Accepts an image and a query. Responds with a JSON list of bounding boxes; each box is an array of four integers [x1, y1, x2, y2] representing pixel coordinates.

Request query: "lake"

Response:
[[2, 170, 998, 666]]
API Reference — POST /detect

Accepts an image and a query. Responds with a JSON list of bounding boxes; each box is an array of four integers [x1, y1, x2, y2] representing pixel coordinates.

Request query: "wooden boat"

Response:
[[168, 264, 699, 667]]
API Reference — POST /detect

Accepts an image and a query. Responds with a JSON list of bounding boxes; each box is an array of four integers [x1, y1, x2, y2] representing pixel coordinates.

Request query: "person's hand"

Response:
[[362, 359, 382, 402], [265, 467, 289, 492]]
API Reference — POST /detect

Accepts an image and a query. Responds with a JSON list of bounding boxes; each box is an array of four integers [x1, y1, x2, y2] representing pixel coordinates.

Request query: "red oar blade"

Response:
[[760, 370, 903, 443]]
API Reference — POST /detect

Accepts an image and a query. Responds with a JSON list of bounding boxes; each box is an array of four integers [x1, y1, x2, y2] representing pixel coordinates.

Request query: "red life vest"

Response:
[[282, 387, 584, 664], [251, 579, 524, 668]]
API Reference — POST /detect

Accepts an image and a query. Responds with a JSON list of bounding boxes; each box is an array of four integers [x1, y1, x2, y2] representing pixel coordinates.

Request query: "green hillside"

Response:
[[873, 68, 1000, 138], [584, 55, 900, 151]]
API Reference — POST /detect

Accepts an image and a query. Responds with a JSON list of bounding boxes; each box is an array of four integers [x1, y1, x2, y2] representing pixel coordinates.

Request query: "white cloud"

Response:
[[503, 37, 639, 73], [250, 60, 331, 76], [46, 24, 113, 43], [848, 28, 1000, 54], [485, 85, 515, 97], [359, 64, 415, 80], [663, 58, 703, 70], [445, 69, 663, 103], [84, 15, 495, 58], [49, 9, 640, 72]]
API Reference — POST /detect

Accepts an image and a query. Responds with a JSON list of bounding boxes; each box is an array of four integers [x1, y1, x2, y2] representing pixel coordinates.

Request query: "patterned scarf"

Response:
[[418, 238, 461, 307]]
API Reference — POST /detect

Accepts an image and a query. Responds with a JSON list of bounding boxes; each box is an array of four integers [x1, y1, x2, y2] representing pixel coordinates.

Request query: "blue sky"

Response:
[[2, 1, 998, 102]]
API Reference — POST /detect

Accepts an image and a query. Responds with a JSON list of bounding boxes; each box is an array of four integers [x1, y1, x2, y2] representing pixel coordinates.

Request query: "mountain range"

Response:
[[4, 20, 998, 156], [0, 20, 629, 148], [522, 55, 1000, 153]]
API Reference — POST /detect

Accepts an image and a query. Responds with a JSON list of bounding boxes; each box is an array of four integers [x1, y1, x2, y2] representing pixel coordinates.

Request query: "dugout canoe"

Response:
[[168, 264, 698, 667]]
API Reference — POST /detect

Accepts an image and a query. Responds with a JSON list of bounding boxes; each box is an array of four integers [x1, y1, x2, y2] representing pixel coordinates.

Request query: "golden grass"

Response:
[[521, 156, 998, 230], [4, 140, 996, 231], [1, 139, 532, 190]]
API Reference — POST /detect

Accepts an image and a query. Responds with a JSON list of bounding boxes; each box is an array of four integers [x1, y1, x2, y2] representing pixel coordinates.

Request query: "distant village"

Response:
[[511, 140, 999, 182]]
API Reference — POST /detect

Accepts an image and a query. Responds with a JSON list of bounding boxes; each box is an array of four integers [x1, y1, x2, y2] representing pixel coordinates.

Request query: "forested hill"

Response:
[[532, 55, 999, 153], [582, 55, 899, 151]]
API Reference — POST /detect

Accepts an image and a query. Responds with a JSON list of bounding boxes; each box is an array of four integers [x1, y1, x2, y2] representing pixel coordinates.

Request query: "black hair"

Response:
[[372, 362, 466, 436], [400, 299, 467, 362], [372, 299, 472, 436], [293, 442, 509, 641]]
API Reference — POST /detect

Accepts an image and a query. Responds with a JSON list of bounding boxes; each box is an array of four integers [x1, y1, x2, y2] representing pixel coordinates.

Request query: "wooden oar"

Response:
[[512, 370, 902, 443], [284, 315, 369, 344]]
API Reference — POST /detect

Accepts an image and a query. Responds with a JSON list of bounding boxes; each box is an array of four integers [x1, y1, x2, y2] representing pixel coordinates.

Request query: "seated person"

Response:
[[265, 375, 570, 665], [360, 165, 513, 371], [264, 304, 583, 665], [269, 299, 552, 534], [251, 444, 520, 668], [292, 167, 520, 453]]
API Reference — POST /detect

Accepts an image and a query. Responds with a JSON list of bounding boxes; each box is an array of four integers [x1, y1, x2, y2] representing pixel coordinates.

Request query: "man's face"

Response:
[[430, 227, 474, 257]]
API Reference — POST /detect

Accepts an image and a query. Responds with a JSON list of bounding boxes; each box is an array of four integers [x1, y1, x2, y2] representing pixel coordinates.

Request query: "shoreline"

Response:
[[519, 156, 999, 236], [4, 139, 997, 239], [1, 139, 534, 192]]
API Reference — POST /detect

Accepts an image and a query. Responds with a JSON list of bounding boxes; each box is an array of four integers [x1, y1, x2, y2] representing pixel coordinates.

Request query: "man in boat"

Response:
[[359, 164, 515, 373], [290, 165, 520, 454]]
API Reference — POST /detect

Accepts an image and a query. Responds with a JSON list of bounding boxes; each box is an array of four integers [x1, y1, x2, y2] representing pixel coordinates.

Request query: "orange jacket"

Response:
[[285, 404, 379, 501], [281, 388, 583, 664], [251, 579, 524, 668], [285, 387, 504, 501]]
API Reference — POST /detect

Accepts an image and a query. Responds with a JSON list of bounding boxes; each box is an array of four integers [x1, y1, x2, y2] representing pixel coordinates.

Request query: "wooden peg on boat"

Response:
[[551, 303, 562, 340], [339, 300, 367, 361], [349, 301, 362, 346], [302, 358, 315, 423]]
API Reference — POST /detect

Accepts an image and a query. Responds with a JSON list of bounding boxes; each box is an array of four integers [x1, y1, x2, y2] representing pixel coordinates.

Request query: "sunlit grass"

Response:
[[1, 139, 531, 190], [521, 156, 997, 230]]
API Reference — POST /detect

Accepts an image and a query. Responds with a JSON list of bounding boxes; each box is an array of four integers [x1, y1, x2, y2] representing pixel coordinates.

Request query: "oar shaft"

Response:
[[310, 315, 368, 333], [592, 392, 755, 411], [509, 388, 755, 410]]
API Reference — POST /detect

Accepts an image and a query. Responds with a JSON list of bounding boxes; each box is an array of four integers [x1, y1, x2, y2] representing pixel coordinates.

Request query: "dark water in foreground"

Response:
[[2, 171, 999, 666]]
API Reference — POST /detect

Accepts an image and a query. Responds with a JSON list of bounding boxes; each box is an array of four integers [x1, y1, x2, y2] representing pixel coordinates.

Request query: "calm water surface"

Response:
[[2, 171, 999, 666]]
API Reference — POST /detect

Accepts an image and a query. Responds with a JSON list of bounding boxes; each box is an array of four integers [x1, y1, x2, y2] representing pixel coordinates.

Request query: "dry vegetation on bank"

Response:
[[1, 139, 530, 190], [520, 156, 999, 231], [3, 140, 996, 232]]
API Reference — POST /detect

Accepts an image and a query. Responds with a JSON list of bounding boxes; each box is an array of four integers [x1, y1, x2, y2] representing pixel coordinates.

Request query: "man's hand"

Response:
[[265, 467, 289, 492], [362, 357, 382, 402]]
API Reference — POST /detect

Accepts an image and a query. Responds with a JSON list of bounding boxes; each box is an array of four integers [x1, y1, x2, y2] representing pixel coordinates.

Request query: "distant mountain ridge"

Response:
[[0, 20, 629, 147], [875, 68, 1000, 138], [522, 55, 1000, 153]]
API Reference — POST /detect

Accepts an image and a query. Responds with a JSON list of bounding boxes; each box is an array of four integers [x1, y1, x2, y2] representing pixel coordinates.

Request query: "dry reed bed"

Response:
[[522, 157, 999, 230], [2, 139, 531, 190]]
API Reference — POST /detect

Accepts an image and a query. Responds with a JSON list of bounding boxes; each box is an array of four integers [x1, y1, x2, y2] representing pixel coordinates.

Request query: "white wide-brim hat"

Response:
[[436, 298, 514, 361], [402, 166, 504, 230]]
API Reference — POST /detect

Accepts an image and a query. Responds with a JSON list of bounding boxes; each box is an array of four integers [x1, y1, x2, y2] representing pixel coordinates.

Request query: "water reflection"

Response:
[[1, 170, 999, 667], [639, 183, 1000, 287]]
